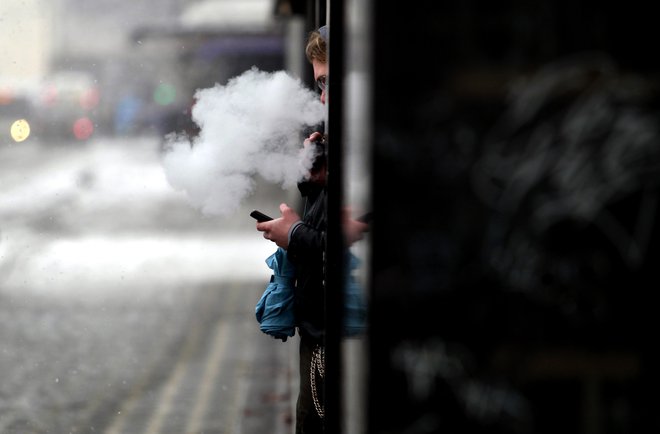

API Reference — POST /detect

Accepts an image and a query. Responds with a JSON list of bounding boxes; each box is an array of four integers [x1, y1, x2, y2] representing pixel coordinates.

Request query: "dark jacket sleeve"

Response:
[[287, 222, 325, 266], [287, 185, 327, 267]]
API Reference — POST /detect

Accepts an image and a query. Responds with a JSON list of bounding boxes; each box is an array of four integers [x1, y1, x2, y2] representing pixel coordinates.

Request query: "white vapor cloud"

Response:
[[161, 67, 325, 216]]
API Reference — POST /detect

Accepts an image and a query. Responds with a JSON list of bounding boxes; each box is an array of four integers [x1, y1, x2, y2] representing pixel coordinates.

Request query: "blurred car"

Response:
[[31, 71, 100, 141], [0, 82, 37, 143]]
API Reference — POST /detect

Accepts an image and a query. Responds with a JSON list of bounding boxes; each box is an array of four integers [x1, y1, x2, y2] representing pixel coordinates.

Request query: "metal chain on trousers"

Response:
[[310, 344, 325, 419], [309, 246, 327, 419]]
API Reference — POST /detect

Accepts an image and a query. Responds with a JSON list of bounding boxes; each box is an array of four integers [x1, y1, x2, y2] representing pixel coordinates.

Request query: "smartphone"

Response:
[[250, 210, 273, 222]]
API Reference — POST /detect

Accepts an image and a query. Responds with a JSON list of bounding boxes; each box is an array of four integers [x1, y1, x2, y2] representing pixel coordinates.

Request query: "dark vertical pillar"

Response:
[[314, 0, 326, 28], [324, 1, 345, 433]]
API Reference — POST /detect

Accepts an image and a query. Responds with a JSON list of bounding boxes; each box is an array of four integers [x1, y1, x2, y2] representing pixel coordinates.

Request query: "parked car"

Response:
[[31, 71, 100, 141], [0, 82, 37, 143]]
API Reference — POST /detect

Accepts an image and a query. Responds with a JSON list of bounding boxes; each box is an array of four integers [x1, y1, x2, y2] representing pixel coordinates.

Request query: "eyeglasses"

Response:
[[316, 75, 327, 91]]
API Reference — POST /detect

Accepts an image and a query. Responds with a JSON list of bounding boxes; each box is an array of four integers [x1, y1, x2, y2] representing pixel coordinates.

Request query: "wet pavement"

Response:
[[0, 281, 298, 434]]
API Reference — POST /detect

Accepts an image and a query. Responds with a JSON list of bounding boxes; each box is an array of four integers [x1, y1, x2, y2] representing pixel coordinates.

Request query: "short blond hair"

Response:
[[305, 29, 327, 64]]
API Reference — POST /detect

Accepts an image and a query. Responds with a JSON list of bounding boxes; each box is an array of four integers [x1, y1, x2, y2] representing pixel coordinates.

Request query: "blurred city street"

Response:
[[0, 135, 296, 433]]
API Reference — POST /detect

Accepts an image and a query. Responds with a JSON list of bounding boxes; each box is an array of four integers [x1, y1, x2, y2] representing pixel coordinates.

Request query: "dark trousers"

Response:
[[296, 334, 325, 434]]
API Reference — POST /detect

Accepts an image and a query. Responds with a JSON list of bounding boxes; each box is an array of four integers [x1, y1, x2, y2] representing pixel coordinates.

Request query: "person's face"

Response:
[[312, 58, 328, 105]]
